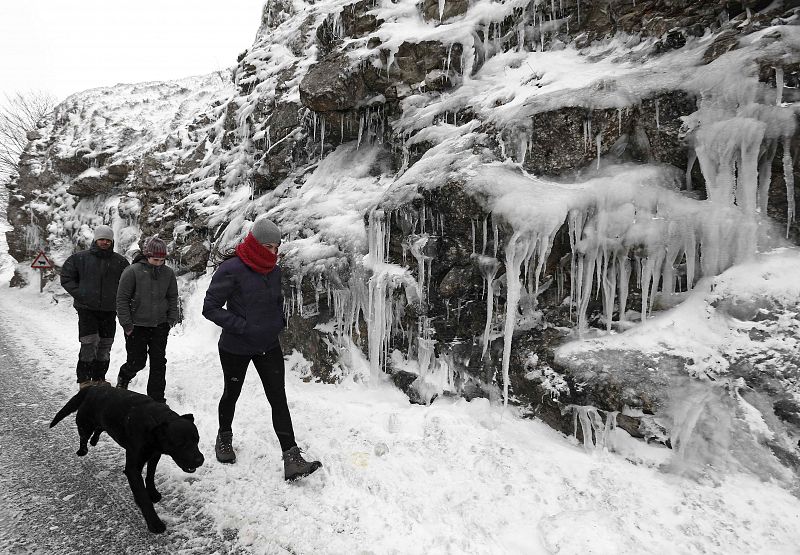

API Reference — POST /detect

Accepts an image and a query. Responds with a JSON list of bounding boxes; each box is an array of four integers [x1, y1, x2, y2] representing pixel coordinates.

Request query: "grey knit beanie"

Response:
[[93, 225, 114, 242], [251, 217, 281, 245]]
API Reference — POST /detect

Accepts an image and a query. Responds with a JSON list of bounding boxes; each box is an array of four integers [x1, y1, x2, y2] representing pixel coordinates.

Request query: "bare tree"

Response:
[[0, 91, 56, 179]]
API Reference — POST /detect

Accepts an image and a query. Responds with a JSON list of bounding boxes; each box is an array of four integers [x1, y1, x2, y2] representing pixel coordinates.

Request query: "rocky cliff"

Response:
[[6, 0, 800, 481]]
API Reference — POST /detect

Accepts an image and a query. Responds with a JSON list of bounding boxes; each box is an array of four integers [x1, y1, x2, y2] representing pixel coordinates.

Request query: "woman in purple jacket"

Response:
[[202, 216, 321, 481]]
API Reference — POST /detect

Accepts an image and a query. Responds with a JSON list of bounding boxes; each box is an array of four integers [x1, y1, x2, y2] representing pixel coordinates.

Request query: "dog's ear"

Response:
[[180, 413, 194, 422]]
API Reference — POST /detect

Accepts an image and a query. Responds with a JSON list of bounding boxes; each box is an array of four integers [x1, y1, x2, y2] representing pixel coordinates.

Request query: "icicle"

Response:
[[582, 119, 588, 153], [476, 255, 500, 359], [784, 136, 795, 237], [365, 210, 398, 378], [501, 233, 533, 407], [438, 0, 446, 20], [482, 216, 488, 255], [357, 113, 364, 149], [312, 112, 317, 142], [601, 256, 616, 330], [686, 147, 696, 191], [471, 219, 476, 254], [320, 116, 326, 158], [571, 406, 607, 449], [409, 234, 430, 303], [776, 67, 784, 105], [540, 21, 544, 51], [661, 222, 683, 296], [655, 98, 660, 130], [576, 248, 597, 331], [595, 133, 602, 170], [757, 140, 777, 213], [617, 252, 631, 321]]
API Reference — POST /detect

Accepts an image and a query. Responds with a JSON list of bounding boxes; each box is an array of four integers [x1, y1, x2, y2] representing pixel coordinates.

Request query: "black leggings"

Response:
[[218, 346, 297, 452]]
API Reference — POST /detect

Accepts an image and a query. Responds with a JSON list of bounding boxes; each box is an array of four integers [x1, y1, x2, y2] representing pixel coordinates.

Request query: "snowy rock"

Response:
[[300, 53, 366, 112], [67, 173, 116, 197], [702, 31, 739, 64]]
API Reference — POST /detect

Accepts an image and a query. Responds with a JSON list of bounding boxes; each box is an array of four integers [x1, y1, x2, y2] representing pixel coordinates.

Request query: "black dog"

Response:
[[50, 386, 205, 533]]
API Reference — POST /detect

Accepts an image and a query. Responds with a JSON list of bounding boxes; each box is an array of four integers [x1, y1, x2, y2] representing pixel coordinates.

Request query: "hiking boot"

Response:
[[116, 375, 130, 389], [94, 379, 111, 387], [215, 431, 236, 464], [282, 446, 322, 481], [78, 380, 95, 390]]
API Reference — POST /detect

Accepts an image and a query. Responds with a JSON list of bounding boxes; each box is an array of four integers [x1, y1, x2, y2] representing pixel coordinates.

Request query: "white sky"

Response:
[[0, 1, 265, 103]]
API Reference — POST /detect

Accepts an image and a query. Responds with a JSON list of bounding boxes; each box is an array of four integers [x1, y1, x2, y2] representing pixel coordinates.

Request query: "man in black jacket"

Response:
[[60, 225, 129, 388]]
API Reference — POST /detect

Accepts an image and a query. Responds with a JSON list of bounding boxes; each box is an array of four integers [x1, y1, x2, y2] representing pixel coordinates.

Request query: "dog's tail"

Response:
[[50, 387, 90, 428]]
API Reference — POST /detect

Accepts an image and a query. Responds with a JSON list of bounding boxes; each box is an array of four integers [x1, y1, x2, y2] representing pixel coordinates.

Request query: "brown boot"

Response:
[[282, 446, 322, 481], [215, 431, 236, 464], [78, 380, 95, 390]]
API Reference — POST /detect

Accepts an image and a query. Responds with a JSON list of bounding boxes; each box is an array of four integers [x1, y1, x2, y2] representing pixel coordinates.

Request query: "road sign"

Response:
[[31, 251, 53, 269]]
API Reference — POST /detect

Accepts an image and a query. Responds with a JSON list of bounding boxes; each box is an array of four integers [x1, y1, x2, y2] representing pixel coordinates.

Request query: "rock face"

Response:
[[300, 53, 366, 112], [5, 0, 800, 476]]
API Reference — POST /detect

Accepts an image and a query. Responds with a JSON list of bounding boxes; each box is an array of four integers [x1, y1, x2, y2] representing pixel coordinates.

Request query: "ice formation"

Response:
[[571, 405, 618, 451]]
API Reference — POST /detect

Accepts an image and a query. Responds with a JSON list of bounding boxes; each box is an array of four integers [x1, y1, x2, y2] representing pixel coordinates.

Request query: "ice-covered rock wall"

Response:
[[5, 0, 800, 479]]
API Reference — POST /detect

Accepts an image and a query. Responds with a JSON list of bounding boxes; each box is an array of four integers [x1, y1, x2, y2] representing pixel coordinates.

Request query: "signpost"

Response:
[[30, 250, 53, 293]]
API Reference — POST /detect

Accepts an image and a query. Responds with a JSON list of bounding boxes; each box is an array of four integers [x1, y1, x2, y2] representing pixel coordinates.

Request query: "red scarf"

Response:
[[236, 232, 278, 275]]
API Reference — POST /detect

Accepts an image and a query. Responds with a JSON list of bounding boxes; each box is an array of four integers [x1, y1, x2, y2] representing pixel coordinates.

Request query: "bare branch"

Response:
[[0, 90, 57, 179]]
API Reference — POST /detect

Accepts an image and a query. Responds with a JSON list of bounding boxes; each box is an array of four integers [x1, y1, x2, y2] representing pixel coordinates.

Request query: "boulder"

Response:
[[300, 53, 366, 112]]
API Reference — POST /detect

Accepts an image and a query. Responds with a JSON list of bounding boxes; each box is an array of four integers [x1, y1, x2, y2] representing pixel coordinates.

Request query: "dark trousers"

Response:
[[76, 309, 116, 362], [218, 346, 297, 452], [119, 324, 169, 403], [76, 309, 117, 382]]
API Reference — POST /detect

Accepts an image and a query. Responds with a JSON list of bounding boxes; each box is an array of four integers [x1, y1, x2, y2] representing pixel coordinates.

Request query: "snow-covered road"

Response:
[[1, 273, 799, 554], [0, 290, 245, 554]]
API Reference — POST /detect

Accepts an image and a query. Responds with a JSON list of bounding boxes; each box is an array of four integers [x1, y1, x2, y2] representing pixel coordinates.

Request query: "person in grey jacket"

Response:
[[115, 236, 179, 403], [60, 224, 129, 388]]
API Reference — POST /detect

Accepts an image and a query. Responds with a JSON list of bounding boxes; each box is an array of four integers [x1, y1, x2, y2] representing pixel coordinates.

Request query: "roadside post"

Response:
[[30, 250, 53, 293]]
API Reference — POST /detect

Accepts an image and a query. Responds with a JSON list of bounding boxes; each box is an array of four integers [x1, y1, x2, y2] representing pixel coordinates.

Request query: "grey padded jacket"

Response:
[[116, 257, 179, 331]]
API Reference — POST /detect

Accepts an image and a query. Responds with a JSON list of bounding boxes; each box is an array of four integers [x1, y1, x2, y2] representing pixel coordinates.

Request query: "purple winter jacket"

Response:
[[202, 256, 285, 356]]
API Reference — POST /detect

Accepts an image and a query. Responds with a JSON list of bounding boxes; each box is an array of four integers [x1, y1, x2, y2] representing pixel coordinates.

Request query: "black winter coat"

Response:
[[202, 257, 285, 356], [60, 243, 130, 312]]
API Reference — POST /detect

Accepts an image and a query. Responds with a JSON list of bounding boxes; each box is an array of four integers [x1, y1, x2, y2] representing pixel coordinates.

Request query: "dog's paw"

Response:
[[76, 447, 88, 456], [147, 488, 162, 503], [147, 518, 166, 534]]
